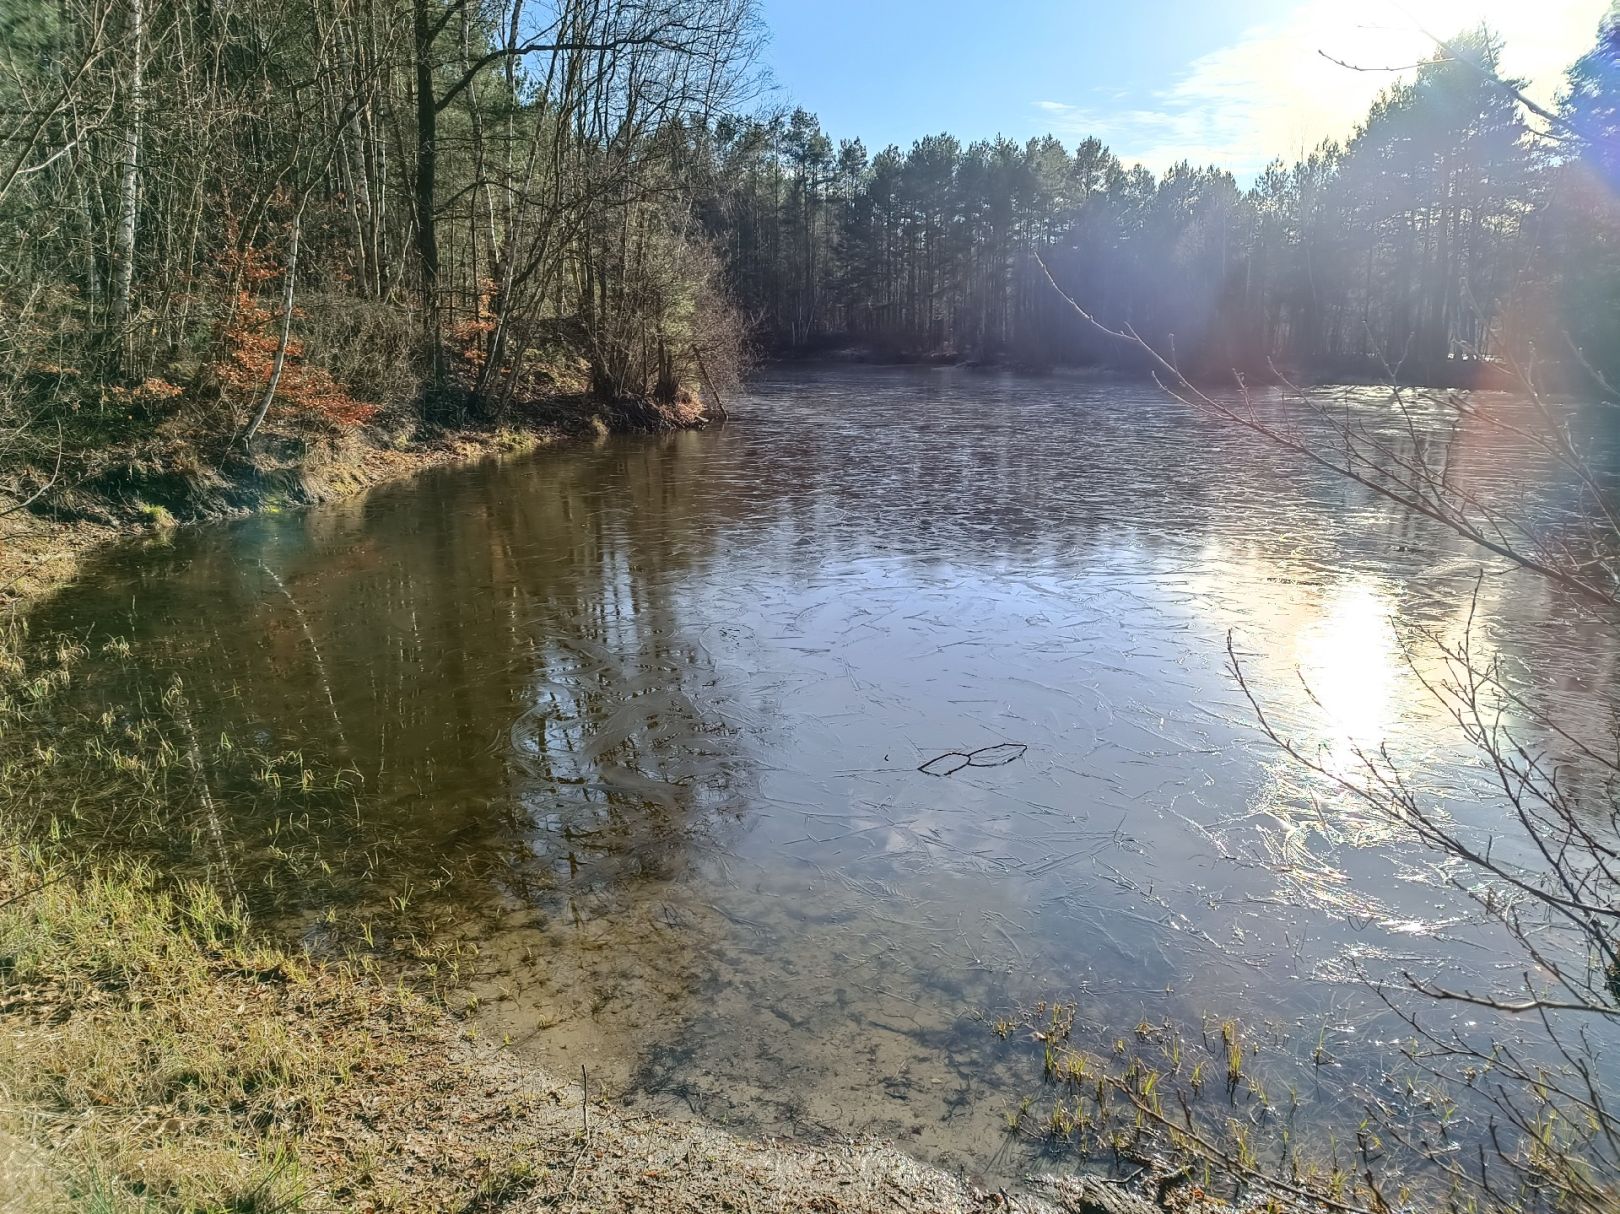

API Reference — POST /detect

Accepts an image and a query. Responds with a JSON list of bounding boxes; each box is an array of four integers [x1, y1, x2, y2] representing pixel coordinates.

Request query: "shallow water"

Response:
[[26, 367, 1620, 1180]]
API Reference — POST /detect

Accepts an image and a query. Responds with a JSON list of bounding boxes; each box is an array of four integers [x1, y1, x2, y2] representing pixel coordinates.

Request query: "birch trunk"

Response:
[[106, 0, 144, 372], [242, 210, 302, 446]]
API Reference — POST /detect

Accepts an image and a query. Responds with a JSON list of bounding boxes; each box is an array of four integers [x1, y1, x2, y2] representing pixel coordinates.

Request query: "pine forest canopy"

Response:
[[713, 19, 1620, 386], [2, 0, 1620, 472]]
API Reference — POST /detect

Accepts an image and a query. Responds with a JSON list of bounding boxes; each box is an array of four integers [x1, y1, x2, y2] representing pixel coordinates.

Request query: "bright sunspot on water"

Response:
[[1295, 581, 1401, 775]]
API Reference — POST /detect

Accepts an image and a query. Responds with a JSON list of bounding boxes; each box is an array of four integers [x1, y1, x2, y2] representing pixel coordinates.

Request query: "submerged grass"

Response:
[[983, 998, 1620, 1214], [984, 1001, 1416, 1212], [0, 620, 455, 1212]]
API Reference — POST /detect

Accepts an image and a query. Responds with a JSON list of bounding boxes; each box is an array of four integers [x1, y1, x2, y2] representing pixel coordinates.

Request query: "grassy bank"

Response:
[[0, 839, 1101, 1214], [0, 846, 388, 1210], [0, 390, 708, 609]]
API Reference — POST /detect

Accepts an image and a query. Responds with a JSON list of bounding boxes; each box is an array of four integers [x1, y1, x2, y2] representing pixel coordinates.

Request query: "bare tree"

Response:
[[105, 0, 143, 372]]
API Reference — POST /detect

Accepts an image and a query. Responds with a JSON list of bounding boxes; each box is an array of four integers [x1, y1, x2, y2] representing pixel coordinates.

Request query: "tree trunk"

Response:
[[242, 210, 302, 446], [107, 0, 144, 373], [413, 0, 445, 384]]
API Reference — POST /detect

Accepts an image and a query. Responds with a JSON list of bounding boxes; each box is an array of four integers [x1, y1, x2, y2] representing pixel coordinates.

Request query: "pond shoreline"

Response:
[[0, 375, 1259, 1214], [0, 392, 708, 611], [0, 368, 1432, 1214], [0, 841, 1211, 1214], [0, 382, 1079, 1213]]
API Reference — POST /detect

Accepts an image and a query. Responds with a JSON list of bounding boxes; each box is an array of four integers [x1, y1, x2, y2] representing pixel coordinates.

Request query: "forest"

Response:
[[0, 0, 761, 496], [4, 0, 1620, 497], [714, 24, 1620, 384]]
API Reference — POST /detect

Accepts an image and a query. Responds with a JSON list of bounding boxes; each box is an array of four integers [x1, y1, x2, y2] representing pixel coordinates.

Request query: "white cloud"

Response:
[[1033, 0, 1611, 176]]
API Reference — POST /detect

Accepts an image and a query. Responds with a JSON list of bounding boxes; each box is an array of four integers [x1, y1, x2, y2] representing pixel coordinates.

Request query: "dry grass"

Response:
[[0, 836, 1077, 1214], [0, 845, 400, 1211]]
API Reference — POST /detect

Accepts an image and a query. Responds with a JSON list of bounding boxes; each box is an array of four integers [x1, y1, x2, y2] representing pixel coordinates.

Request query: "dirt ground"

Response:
[[303, 1011, 1195, 1214]]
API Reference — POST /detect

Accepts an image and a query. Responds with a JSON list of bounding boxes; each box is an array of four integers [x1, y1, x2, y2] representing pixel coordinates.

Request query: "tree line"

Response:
[[3, 2, 1620, 481], [704, 19, 1620, 387]]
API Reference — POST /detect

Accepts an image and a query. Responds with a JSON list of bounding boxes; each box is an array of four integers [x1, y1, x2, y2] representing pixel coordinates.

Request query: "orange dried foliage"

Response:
[[213, 237, 379, 430], [106, 377, 184, 402], [447, 279, 500, 370]]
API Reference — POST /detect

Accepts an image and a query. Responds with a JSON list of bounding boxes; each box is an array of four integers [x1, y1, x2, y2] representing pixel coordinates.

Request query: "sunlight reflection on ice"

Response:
[[1296, 579, 1401, 776]]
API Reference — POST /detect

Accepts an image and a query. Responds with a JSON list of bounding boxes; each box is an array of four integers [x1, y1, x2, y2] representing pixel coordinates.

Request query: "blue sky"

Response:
[[758, 0, 1613, 177]]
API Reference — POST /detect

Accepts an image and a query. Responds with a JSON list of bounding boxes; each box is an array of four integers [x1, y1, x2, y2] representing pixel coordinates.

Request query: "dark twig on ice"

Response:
[[917, 742, 1027, 776]]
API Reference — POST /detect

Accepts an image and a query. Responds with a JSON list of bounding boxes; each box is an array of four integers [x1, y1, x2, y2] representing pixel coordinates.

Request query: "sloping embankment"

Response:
[[0, 394, 705, 609]]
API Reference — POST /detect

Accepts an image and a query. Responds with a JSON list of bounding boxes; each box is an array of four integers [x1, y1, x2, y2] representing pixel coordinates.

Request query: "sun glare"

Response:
[[1295, 581, 1401, 775], [1141, 0, 1614, 172]]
